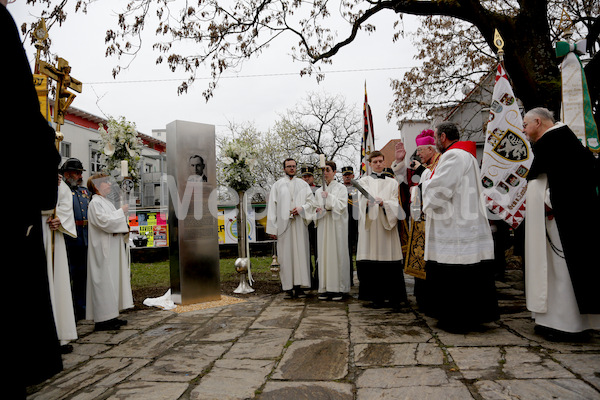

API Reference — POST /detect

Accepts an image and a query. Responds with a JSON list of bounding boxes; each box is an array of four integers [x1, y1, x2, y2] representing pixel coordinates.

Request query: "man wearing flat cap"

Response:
[[302, 165, 320, 289], [342, 166, 358, 285], [61, 158, 90, 321]]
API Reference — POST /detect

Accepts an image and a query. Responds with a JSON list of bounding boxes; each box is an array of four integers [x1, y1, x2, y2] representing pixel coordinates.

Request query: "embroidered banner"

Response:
[[361, 83, 375, 177], [404, 219, 426, 280], [556, 40, 600, 153], [480, 64, 533, 229]]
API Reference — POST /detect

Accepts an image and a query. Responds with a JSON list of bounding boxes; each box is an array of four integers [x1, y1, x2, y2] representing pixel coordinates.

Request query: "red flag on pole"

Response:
[[361, 83, 375, 177]]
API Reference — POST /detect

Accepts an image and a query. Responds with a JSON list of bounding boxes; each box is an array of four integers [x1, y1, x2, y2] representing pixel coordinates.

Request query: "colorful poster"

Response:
[[218, 207, 256, 244]]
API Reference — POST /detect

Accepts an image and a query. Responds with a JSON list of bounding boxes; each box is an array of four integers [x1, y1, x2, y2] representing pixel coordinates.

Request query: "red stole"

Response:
[[430, 141, 476, 178]]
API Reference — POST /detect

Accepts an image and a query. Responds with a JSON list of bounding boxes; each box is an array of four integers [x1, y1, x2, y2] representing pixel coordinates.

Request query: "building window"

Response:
[[90, 149, 103, 173], [60, 141, 71, 158]]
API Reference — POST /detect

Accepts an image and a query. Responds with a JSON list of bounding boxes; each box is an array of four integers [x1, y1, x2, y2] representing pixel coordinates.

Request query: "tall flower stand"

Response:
[[234, 191, 254, 294]]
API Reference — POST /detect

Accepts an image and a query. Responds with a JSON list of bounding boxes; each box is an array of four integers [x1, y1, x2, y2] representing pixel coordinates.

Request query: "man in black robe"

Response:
[[523, 107, 600, 324], [2, 2, 63, 397]]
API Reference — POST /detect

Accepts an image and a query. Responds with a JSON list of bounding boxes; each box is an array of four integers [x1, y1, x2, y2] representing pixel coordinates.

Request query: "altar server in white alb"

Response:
[[314, 161, 350, 300], [267, 158, 316, 299], [356, 150, 407, 309], [523, 107, 600, 341], [86, 173, 133, 331], [42, 175, 78, 351], [421, 122, 498, 332]]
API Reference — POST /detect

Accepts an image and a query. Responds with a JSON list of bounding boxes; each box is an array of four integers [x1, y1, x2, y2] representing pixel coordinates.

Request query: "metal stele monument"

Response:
[[166, 121, 221, 305]]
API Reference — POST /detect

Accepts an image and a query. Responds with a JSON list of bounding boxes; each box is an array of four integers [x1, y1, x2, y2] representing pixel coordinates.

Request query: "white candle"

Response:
[[319, 154, 325, 168], [121, 160, 128, 177]]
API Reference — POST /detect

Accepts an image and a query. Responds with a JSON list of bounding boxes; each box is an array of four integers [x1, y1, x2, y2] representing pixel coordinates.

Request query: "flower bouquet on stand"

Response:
[[98, 116, 142, 206], [221, 138, 259, 293]]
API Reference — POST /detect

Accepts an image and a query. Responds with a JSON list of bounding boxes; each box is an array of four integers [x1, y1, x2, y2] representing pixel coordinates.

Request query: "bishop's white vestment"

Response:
[[421, 148, 494, 264], [525, 174, 600, 332], [420, 143, 498, 328], [41, 180, 78, 345], [314, 180, 350, 294], [266, 177, 315, 291], [86, 195, 133, 323]]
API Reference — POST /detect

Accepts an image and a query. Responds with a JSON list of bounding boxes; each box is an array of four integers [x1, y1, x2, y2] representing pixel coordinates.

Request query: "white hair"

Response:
[[525, 107, 555, 124]]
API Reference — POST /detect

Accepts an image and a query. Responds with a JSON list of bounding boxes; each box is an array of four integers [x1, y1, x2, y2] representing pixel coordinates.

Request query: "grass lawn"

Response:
[[131, 256, 277, 290]]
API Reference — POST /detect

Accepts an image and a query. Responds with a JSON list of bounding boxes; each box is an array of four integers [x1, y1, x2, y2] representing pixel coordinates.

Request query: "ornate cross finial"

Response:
[[494, 29, 505, 61]]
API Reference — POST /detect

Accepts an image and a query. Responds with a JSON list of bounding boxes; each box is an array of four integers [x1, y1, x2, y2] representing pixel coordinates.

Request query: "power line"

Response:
[[85, 66, 413, 85]]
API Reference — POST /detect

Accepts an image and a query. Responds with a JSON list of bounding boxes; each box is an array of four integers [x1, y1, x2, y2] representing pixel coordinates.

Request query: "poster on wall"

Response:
[[130, 211, 168, 247], [217, 207, 256, 245]]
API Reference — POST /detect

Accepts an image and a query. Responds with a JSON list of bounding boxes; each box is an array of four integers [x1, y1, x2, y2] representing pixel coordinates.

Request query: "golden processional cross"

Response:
[[33, 19, 83, 150]]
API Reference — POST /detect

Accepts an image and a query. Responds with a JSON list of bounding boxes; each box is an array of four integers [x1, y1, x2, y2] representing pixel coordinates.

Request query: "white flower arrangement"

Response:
[[220, 138, 259, 192], [98, 116, 143, 185]]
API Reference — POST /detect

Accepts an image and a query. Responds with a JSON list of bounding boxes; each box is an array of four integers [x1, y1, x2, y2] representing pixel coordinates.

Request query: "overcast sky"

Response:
[[10, 0, 423, 156]]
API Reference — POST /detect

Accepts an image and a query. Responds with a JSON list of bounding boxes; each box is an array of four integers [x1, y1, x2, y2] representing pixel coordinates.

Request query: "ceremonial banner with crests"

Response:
[[481, 64, 533, 229], [361, 84, 375, 177], [556, 40, 600, 153]]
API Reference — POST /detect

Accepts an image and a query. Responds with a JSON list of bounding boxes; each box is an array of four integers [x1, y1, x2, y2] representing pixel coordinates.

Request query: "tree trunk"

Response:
[[502, 14, 562, 115]]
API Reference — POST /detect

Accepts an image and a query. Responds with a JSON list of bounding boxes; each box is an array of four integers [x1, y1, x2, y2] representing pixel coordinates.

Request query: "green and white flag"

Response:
[[556, 40, 599, 153]]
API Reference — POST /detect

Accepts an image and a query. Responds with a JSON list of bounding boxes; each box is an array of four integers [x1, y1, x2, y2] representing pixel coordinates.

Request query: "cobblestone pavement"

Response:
[[27, 270, 600, 400]]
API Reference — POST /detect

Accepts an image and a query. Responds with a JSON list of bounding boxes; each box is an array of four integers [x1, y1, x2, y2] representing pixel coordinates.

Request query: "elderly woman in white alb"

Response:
[[314, 161, 350, 301], [86, 173, 133, 331]]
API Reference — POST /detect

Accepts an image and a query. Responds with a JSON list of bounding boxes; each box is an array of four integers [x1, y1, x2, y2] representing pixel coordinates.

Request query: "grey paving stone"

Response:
[[223, 328, 293, 359], [503, 346, 576, 379], [190, 358, 275, 400], [30, 358, 151, 400], [185, 316, 255, 342], [130, 342, 232, 382], [446, 347, 502, 379], [259, 381, 353, 400], [99, 323, 197, 358], [357, 386, 475, 400], [106, 381, 189, 400], [432, 324, 530, 347], [554, 353, 600, 391], [249, 306, 304, 329], [351, 323, 432, 344], [355, 342, 444, 367], [272, 339, 349, 380], [78, 328, 139, 345], [357, 366, 455, 388], [476, 379, 600, 400], [293, 314, 348, 340]]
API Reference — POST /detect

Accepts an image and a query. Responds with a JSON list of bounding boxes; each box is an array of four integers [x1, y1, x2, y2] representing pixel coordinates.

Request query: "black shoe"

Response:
[[437, 320, 470, 334], [95, 318, 124, 331], [364, 302, 384, 309], [331, 293, 343, 301], [295, 288, 308, 298], [60, 344, 73, 354], [284, 290, 295, 299], [534, 325, 590, 342]]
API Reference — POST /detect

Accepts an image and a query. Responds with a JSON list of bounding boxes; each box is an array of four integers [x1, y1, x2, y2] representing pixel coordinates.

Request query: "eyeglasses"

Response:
[[523, 118, 538, 129]]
